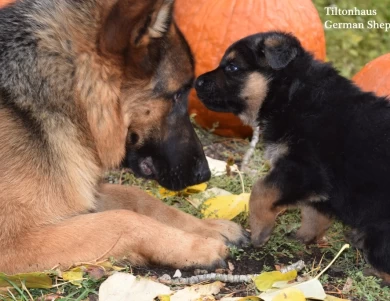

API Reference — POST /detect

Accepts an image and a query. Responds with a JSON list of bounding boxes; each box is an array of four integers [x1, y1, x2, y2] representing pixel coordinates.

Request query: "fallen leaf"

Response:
[[259, 278, 326, 301], [86, 266, 106, 280], [202, 193, 250, 220], [187, 187, 232, 208], [99, 273, 171, 301], [253, 270, 297, 292], [220, 297, 260, 301], [325, 295, 351, 301], [206, 157, 229, 176], [62, 268, 84, 287], [98, 260, 125, 271], [157, 183, 208, 198], [0, 272, 52, 289], [272, 288, 305, 301], [185, 183, 208, 194], [157, 296, 171, 301], [170, 281, 224, 301], [271, 281, 292, 289]]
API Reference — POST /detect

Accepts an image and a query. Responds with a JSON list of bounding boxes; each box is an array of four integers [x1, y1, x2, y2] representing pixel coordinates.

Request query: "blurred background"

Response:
[[313, 0, 390, 78]]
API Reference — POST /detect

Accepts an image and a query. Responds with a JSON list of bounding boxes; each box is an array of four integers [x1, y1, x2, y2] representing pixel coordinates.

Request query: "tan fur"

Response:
[[249, 178, 284, 247], [264, 143, 289, 167], [239, 72, 269, 126], [0, 0, 244, 274], [295, 206, 332, 244], [264, 36, 283, 48], [225, 51, 236, 61]]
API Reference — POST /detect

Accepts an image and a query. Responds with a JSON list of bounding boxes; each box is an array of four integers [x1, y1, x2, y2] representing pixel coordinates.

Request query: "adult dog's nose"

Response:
[[195, 161, 211, 183], [195, 77, 205, 87]]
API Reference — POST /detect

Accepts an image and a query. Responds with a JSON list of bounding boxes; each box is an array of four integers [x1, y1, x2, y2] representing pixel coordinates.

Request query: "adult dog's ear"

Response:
[[261, 32, 300, 70], [100, 0, 174, 54]]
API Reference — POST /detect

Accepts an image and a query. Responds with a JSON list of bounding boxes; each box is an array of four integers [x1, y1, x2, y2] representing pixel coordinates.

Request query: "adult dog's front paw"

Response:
[[196, 219, 250, 247]]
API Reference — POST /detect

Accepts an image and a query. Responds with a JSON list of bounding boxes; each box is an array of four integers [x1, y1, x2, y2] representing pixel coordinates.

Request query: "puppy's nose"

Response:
[[195, 78, 205, 87]]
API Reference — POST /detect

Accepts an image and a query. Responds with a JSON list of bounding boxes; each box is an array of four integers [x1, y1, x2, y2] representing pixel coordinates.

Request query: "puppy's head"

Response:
[[99, 0, 210, 190], [195, 31, 303, 126]]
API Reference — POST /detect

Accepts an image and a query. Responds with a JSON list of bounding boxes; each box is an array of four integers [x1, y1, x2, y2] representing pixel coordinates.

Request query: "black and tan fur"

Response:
[[195, 31, 390, 282], [0, 0, 248, 274]]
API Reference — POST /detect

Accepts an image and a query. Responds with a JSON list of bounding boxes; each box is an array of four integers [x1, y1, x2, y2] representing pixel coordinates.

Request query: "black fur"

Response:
[[196, 31, 390, 275]]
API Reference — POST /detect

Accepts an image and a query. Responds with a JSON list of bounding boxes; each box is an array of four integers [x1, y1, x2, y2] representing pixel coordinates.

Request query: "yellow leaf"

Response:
[[253, 270, 297, 292], [220, 297, 260, 301], [325, 295, 351, 301], [98, 260, 125, 271], [0, 272, 52, 289], [202, 193, 250, 220], [157, 183, 208, 198], [259, 278, 326, 301], [185, 183, 208, 194], [158, 187, 178, 198], [272, 288, 305, 301], [62, 270, 84, 287], [157, 295, 171, 301], [187, 187, 232, 208]]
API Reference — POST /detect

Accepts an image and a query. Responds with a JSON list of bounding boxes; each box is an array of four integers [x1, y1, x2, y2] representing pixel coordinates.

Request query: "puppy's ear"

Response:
[[262, 33, 299, 70], [100, 0, 174, 54]]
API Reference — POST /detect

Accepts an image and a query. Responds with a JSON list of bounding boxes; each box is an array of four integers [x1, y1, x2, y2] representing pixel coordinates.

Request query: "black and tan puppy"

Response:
[[195, 31, 390, 282]]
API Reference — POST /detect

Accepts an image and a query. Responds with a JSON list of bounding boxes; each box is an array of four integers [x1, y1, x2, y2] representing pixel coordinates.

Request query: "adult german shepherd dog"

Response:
[[0, 0, 248, 274], [195, 31, 390, 282]]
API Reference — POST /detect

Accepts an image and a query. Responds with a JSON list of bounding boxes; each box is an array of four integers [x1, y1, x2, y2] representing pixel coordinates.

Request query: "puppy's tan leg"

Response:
[[295, 206, 332, 244], [0, 210, 228, 274], [249, 178, 285, 247], [97, 184, 249, 246]]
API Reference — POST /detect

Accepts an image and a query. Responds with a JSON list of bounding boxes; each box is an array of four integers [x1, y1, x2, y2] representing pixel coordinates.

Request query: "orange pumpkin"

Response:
[[175, 0, 326, 138], [352, 54, 390, 98], [0, 0, 13, 7]]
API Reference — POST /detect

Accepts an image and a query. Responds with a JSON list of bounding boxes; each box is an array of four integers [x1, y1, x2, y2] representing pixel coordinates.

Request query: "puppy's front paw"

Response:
[[290, 228, 322, 245]]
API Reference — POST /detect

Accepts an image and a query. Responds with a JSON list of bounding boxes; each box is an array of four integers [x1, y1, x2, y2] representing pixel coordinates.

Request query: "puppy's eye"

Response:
[[225, 63, 239, 72]]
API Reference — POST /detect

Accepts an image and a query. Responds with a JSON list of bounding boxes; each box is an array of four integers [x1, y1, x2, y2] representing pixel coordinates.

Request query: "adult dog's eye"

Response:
[[225, 63, 239, 72], [173, 91, 182, 102]]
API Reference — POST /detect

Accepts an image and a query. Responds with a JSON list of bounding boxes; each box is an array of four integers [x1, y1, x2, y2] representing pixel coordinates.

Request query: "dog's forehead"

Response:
[[222, 40, 256, 65], [153, 27, 194, 94]]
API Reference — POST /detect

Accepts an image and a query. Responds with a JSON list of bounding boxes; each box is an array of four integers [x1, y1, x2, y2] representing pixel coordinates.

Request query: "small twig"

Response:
[[7, 288, 17, 300], [159, 273, 257, 285], [241, 126, 260, 172], [280, 260, 305, 273], [94, 233, 123, 262], [21, 282, 34, 301], [159, 260, 306, 285], [235, 168, 246, 194], [315, 244, 350, 280]]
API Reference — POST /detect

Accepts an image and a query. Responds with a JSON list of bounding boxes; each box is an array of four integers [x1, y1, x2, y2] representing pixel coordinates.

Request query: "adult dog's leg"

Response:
[[97, 184, 249, 246], [0, 210, 228, 274]]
